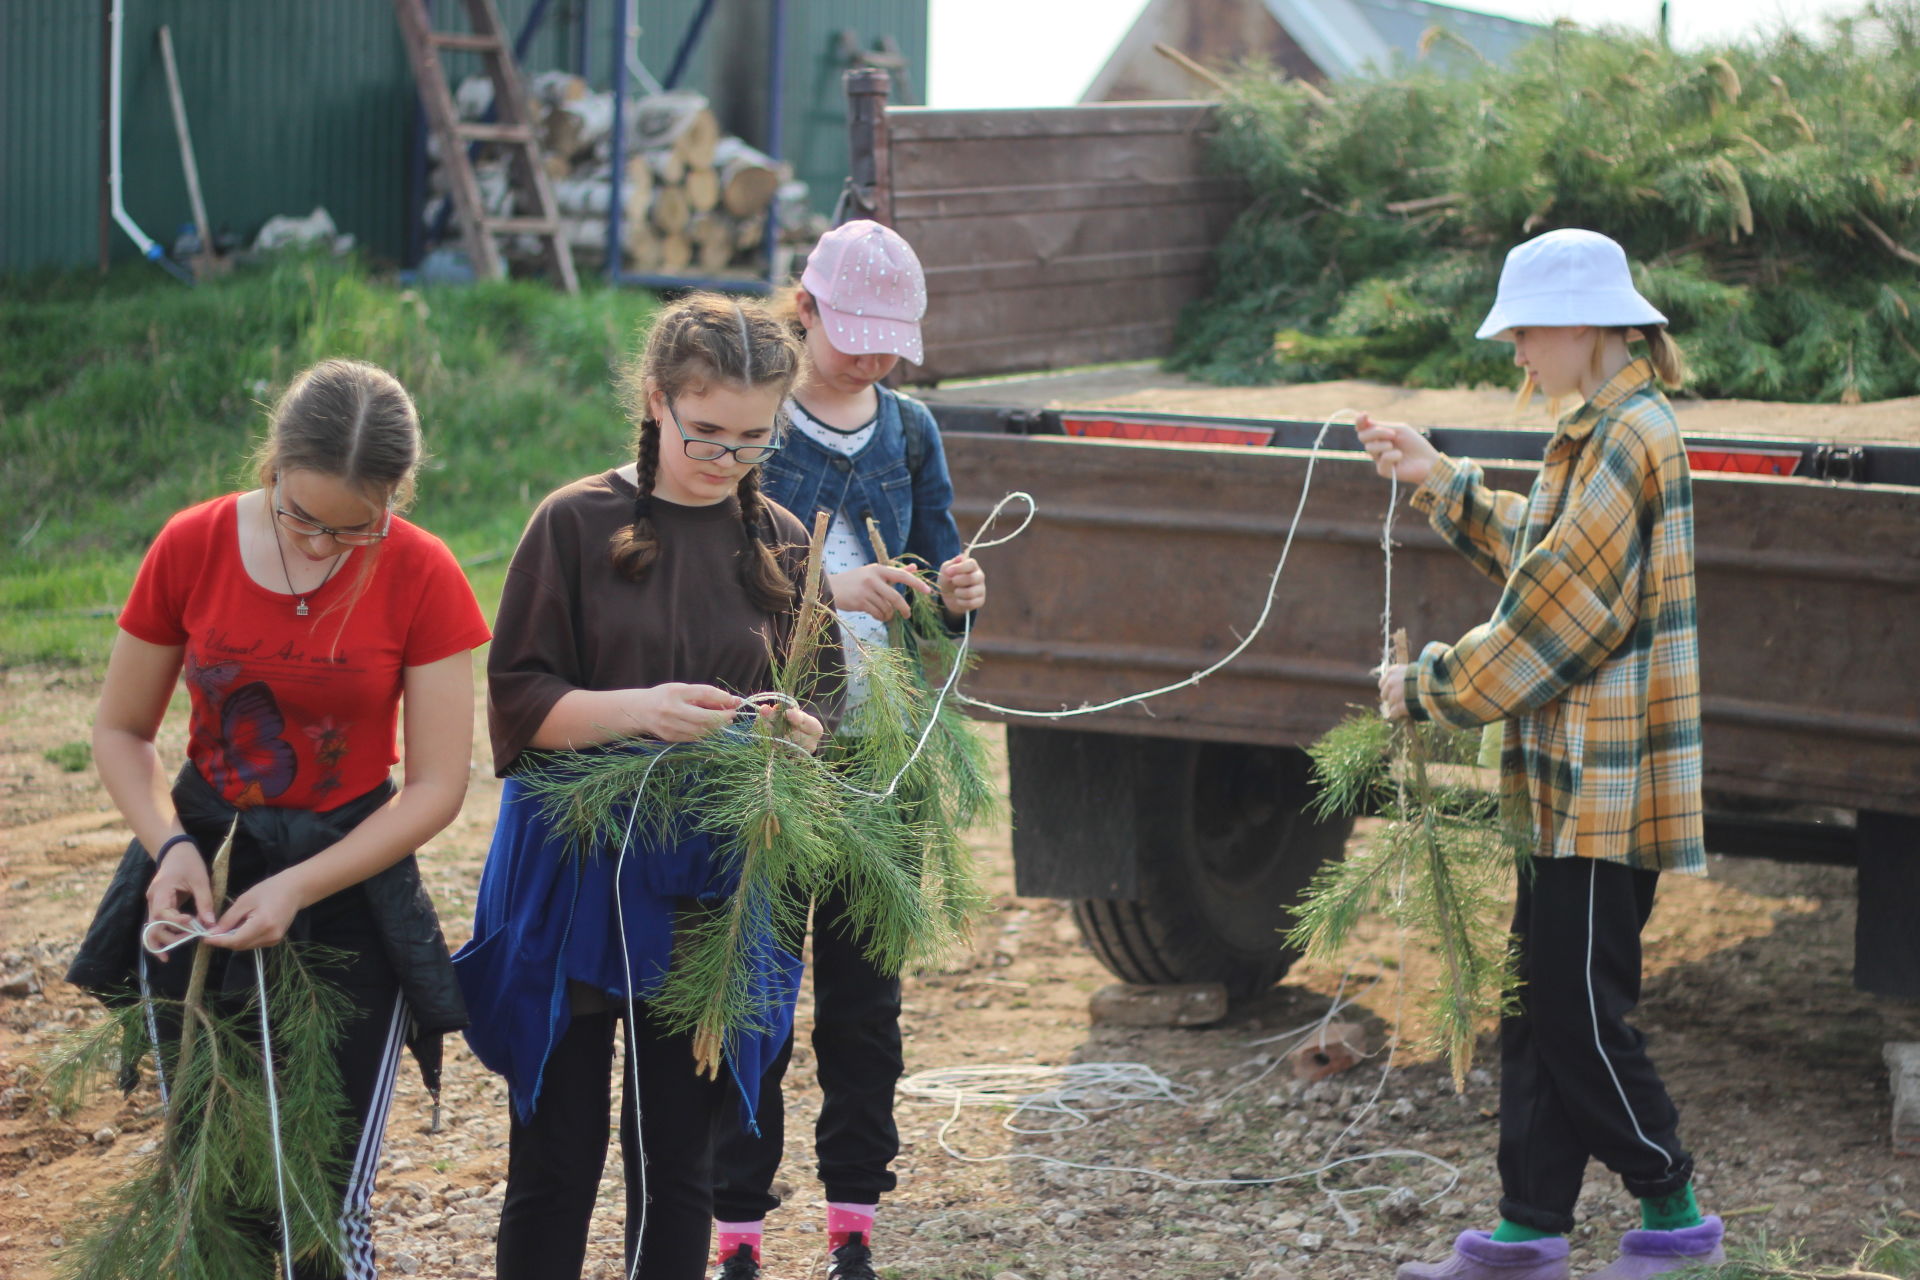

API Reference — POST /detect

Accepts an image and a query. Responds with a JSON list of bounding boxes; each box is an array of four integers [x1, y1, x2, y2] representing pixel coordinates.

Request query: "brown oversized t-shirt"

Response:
[[487, 469, 838, 775]]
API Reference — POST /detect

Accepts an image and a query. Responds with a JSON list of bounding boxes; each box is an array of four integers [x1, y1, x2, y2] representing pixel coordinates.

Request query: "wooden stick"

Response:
[[787, 510, 833, 679], [1152, 42, 1232, 96], [169, 816, 236, 1124], [1385, 193, 1465, 215], [1859, 214, 1920, 267], [157, 26, 214, 271]]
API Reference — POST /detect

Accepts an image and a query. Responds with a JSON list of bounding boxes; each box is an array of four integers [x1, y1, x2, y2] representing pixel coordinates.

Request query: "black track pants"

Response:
[[1497, 855, 1694, 1234], [710, 880, 904, 1220], [496, 1007, 728, 1280]]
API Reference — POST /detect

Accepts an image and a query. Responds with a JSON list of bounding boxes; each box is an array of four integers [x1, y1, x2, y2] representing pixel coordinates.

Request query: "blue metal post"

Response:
[[663, 0, 717, 90], [605, 0, 629, 283], [764, 0, 789, 281], [573, 0, 590, 76]]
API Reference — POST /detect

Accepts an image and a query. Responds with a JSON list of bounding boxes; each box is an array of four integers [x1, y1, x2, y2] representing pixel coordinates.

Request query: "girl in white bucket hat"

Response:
[[1357, 229, 1721, 1280]]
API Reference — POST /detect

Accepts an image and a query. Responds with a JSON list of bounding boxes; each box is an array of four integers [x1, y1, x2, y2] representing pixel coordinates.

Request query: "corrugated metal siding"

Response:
[[3, 2, 926, 276], [1, 2, 104, 275]]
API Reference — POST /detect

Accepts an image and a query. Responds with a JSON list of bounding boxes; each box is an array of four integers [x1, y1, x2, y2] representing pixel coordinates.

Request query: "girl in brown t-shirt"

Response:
[[455, 296, 838, 1280]]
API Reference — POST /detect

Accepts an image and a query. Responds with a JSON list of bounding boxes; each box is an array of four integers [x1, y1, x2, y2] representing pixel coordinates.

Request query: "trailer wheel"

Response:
[[1071, 741, 1354, 1001]]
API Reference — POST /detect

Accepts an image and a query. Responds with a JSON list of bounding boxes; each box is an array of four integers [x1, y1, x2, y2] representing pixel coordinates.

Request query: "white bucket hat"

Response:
[[1475, 228, 1667, 341]]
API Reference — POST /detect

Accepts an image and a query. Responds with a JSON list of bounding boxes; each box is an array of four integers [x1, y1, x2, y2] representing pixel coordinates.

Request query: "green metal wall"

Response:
[[2, 1, 927, 278]]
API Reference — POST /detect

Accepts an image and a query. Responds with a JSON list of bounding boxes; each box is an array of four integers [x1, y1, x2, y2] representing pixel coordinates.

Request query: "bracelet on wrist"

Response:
[[152, 832, 198, 869]]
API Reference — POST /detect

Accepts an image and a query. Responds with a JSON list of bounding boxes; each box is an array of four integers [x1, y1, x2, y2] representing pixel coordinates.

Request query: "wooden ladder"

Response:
[[394, 0, 579, 293]]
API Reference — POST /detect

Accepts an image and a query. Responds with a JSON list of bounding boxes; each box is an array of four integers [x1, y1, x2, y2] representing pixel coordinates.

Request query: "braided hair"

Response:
[[612, 294, 807, 613]]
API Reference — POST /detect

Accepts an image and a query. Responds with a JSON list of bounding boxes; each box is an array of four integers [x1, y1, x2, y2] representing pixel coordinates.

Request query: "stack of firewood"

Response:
[[433, 73, 804, 277]]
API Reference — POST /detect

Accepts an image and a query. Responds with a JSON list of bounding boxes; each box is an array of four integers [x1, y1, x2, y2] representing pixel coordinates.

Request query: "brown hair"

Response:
[[252, 358, 422, 506], [611, 293, 809, 613], [250, 359, 423, 628]]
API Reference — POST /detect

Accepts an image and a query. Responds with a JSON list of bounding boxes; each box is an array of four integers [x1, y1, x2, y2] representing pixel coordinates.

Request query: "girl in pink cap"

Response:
[[708, 220, 986, 1280]]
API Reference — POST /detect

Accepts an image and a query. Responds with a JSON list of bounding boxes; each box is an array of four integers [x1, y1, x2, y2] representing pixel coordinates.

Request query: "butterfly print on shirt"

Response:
[[204, 681, 297, 806]]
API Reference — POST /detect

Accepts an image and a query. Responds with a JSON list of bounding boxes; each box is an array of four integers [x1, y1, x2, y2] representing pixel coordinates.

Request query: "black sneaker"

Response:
[[828, 1231, 878, 1280], [715, 1242, 760, 1280]]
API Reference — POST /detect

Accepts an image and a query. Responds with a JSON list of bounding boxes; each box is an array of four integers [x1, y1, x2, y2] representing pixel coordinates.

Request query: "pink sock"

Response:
[[827, 1202, 877, 1251], [715, 1220, 763, 1264]]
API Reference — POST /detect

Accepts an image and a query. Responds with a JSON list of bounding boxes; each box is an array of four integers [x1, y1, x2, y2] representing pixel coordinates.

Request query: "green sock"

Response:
[[1491, 1220, 1557, 1243], [1641, 1184, 1703, 1231]]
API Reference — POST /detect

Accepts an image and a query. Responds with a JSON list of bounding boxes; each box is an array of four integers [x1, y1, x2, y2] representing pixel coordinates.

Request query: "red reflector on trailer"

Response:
[[1687, 447, 1802, 476], [1061, 415, 1275, 448]]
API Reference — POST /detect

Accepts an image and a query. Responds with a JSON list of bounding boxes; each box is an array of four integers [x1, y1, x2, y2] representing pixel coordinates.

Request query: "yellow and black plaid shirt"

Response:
[[1404, 359, 1706, 873]]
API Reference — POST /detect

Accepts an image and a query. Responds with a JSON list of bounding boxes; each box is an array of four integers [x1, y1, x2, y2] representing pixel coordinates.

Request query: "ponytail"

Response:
[[1640, 326, 1687, 389]]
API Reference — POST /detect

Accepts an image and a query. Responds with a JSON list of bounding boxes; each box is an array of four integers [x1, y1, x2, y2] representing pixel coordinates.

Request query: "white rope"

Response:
[[895, 1059, 1460, 1198], [608, 743, 679, 1280], [142, 920, 297, 1280], [956, 412, 1358, 720]]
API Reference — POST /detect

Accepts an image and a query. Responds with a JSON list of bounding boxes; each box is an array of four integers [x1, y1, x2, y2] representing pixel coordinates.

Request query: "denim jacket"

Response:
[[762, 386, 963, 573]]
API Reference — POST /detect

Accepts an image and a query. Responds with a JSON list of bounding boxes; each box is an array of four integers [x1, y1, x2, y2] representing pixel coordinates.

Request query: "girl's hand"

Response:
[[761, 703, 824, 753], [1355, 414, 1440, 487], [937, 555, 986, 615], [145, 841, 215, 962], [627, 683, 742, 741], [828, 563, 931, 622], [1378, 661, 1412, 721], [203, 873, 306, 951]]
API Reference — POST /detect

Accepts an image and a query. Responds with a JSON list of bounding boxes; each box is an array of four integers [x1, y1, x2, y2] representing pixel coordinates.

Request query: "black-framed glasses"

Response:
[[667, 397, 782, 466], [271, 482, 393, 546]]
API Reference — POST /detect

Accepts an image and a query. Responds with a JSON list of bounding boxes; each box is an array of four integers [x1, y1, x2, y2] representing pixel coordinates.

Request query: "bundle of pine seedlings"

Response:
[[1177, 5, 1920, 403], [521, 532, 992, 1075], [39, 934, 352, 1279], [1289, 708, 1525, 1088]]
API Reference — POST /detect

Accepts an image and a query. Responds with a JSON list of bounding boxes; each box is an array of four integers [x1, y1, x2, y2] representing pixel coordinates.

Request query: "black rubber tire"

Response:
[[1071, 740, 1354, 1002]]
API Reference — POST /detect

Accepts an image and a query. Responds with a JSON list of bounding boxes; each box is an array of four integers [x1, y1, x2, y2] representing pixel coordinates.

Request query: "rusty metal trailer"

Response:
[[838, 72, 1920, 1002]]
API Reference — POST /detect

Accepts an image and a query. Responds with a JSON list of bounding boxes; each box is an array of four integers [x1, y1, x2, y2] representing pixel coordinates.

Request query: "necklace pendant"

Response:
[[296, 600, 309, 617]]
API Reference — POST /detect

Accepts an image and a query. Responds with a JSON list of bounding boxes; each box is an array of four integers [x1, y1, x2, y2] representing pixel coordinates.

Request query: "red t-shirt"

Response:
[[118, 494, 491, 811]]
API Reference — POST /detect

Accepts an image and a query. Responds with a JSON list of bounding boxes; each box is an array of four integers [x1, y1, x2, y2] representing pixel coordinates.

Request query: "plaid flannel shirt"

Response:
[[1403, 359, 1706, 873]]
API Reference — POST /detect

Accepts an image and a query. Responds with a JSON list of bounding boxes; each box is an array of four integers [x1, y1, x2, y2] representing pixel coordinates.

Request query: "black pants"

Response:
[[1498, 856, 1694, 1234], [711, 880, 904, 1220], [496, 1006, 729, 1280], [143, 860, 407, 1280]]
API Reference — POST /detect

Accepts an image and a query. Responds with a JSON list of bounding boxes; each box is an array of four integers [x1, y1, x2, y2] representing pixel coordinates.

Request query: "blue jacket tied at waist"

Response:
[[453, 771, 803, 1128]]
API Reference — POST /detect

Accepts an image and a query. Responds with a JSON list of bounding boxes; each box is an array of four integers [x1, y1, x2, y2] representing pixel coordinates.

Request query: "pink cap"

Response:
[[800, 220, 926, 364]]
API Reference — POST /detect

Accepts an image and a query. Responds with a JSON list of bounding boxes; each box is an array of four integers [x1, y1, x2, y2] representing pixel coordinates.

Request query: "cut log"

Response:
[[628, 91, 716, 161], [715, 137, 784, 218], [690, 212, 732, 272], [657, 231, 694, 273], [733, 212, 766, 253], [529, 70, 589, 106], [623, 153, 656, 206], [552, 165, 653, 218], [672, 108, 721, 169], [647, 147, 687, 186], [650, 184, 692, 236], [546, 93, 614, 163], [623, 217, 661, 271], [683, 164, 720, 213]]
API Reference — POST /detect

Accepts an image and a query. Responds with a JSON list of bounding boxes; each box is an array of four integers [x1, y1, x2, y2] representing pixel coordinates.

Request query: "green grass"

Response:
[[42, 741, 92, 772], [1, 254, 658, 666]]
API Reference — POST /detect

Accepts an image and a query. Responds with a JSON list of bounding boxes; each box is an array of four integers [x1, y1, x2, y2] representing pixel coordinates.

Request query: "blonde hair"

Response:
[[611, 293, 809, 612], [1514, 324, 1688, 417]]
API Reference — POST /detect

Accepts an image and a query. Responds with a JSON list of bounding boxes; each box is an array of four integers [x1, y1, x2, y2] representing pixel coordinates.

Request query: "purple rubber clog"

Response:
[[1580, 1217, 1726, 1279], [1397, 1231, 1572, 1280]]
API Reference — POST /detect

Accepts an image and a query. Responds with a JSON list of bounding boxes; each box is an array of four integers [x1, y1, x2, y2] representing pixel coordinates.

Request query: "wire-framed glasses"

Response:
[[667, 397, 782, 466], [272, 496, 393, 545]]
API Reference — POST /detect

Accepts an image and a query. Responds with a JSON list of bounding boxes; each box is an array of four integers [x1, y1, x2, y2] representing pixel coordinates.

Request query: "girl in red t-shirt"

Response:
[[75, 358, 490, 1279]]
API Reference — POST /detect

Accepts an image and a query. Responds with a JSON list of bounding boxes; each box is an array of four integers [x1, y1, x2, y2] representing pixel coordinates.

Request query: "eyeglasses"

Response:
[[667, 398, 782, 466], [271, 485, 393, 546]]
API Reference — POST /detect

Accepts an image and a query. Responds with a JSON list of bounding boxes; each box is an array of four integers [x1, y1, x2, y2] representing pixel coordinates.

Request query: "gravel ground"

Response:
[[5, 668, 1919, 1280]]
